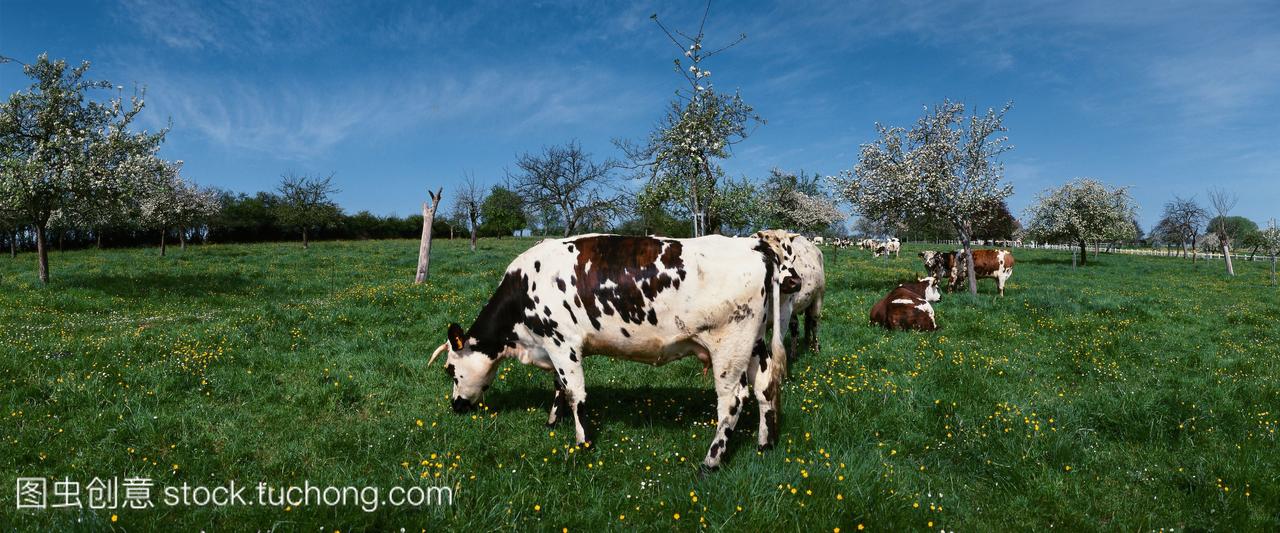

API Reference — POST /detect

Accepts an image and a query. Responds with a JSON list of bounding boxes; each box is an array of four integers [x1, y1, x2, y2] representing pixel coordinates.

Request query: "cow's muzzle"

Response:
[[451, 397, 474, 413]]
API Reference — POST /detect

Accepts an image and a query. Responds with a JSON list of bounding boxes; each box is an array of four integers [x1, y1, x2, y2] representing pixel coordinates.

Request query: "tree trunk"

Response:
[[1079, 240, 1088, 266], [469, 219, 478, 252], [96, 229, 103, 250], [415, 189, 443, 284], [1271, 253, 1276, 284], [35, 223, 49, 285], [160, 229, 167, 257], [302, 227, 309, 249], [180, 228, 187, 251], [958, 230, 978, 296], [1191, 235, 1198, 263], [1221, 241, 1235, 276]]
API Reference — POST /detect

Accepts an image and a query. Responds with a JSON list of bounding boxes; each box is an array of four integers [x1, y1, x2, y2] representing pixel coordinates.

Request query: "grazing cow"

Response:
[[754, 230, 825, 360], [858, 238, 878, 250], [811, 236, 824, 246], [874, 238, 901, 258], [869, 277, 941, 331], [428, 234, 794, 472], [919, 248, 1016, 296]]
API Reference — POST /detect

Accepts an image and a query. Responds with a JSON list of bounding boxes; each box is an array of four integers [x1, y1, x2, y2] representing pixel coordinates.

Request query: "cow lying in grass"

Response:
[[429, 234, 796, 471], [870, 277, 941, 331], [919, 249, 1016, 296]]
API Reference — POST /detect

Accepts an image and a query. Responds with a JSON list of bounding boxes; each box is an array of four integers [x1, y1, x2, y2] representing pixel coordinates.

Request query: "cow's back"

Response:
[[508, 234, 771, 364]]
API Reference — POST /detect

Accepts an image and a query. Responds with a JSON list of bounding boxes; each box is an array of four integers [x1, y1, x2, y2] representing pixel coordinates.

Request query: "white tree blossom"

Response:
[[1023, 178, 1138, 264], [1261, 218, 1280, 284], [140, 159, 219, 256], [0, 54, 164, 283], [833, 99, 1013, 294]]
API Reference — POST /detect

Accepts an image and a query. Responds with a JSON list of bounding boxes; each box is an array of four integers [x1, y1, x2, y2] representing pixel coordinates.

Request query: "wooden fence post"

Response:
[[415, 188, 444, 284]]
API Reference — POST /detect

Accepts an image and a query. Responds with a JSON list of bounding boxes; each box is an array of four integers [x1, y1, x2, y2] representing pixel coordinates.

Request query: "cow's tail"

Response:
[[769, 273, 789, 382]]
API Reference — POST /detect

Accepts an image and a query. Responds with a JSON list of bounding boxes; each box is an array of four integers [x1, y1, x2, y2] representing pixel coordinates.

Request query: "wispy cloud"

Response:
[[134, 65, 647, 160]]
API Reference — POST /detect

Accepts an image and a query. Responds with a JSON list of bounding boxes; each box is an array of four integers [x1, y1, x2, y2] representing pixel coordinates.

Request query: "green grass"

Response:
[[2, 238, 1278, 531]]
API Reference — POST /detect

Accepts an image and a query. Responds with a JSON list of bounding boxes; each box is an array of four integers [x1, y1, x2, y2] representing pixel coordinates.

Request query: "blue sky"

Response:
[[2, 0, 1278, 229]]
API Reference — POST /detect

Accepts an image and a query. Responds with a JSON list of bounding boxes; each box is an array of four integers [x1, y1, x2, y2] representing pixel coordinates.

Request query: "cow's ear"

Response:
[[447, 323, 468, 351]]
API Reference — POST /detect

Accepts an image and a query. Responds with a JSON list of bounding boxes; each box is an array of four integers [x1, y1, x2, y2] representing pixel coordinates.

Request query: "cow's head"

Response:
[[753, 230, 803, 294], [428, 323, 501, 413], [919, 251, 947, 278], [917, 276, 942, 302]]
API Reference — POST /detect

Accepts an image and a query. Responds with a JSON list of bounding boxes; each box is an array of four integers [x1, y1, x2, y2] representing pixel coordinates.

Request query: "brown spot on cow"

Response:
[[571, 236, 685, 330]]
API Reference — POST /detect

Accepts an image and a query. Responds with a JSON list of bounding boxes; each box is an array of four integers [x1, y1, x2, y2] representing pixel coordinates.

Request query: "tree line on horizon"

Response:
[[5, 11, 1278, 288]]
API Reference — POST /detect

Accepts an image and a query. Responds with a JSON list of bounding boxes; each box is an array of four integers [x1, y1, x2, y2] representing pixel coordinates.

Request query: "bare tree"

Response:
[[510, 142, 618, 237], [1207, 187, 1239, 276], [1161, 196, 1208, 262], [415, 188, 444, 284], [276, 173, 341, 249], [452, 173, 485, 252]]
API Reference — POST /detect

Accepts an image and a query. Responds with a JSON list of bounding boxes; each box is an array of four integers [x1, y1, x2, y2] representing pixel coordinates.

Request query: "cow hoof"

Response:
[[757, 443, 775, 453], [698, 464, 719, 478]]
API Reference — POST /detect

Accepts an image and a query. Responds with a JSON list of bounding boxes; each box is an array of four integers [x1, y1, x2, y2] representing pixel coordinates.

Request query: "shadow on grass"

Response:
[[486, 384, 719, 431], [61, 271, 257, 298]]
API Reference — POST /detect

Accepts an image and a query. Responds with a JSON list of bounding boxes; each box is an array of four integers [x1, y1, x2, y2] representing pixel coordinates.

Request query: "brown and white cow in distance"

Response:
[[428, 234, 794, 472], [869, 277, 942, 331], [919, 249, 1016, 296], [873, 238, 901, 258]]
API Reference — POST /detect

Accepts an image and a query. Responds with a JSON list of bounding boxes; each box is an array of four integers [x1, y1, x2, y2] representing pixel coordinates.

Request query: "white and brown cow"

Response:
[[869, 277, 941, 331], [754, 230, 825, 359], [918, 249, 1016, 296], [873, 238, 901, 259], [428, 234, 794, 471]]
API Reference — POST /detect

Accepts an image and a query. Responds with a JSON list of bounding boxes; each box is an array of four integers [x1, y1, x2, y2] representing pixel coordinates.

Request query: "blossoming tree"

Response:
[[833, 99, 1014, 294], [618, 5, 761, 236], [758, 169, 844, 235], [1023, 178, 1138, 265], [0, 54, 165, 283], [1257, 218, 1280, 284], [140, 159, 220, 256]]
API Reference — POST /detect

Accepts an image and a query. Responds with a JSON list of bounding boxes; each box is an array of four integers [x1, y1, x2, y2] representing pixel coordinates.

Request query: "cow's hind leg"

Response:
[[787, 316, 799, 360], [749, 338, 782, 451], [805, 292, 823, 353], [701, 336, 754, 473]]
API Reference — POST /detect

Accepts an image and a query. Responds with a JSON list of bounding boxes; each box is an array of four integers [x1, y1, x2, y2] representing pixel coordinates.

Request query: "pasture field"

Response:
[[2, 238, 1278, 531]]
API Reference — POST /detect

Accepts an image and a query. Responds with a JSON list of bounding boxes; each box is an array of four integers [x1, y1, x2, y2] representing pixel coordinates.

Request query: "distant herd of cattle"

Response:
[[427, 231, 1015, 471]]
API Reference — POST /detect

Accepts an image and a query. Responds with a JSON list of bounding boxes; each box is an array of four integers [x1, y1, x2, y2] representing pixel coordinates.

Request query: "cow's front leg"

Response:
[[548, 352, 590, 446], [546, 376, 569, 428], [702, 340, 752, 473]]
